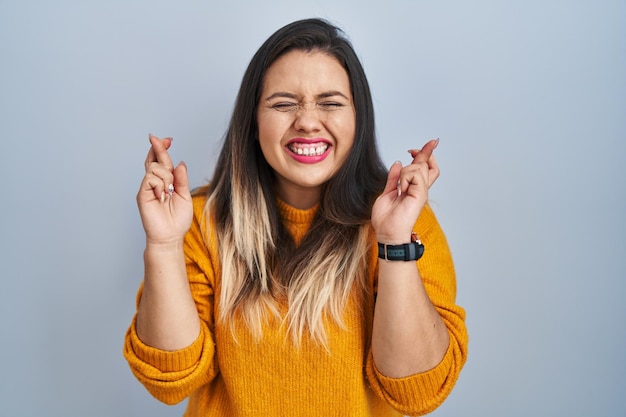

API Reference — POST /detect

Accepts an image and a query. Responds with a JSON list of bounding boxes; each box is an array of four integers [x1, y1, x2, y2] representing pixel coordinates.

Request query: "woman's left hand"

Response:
[[371, 139, 440, 244]]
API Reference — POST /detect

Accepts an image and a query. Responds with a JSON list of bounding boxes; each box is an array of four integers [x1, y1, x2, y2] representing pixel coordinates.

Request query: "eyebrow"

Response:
[[263, 90, 350, 101]]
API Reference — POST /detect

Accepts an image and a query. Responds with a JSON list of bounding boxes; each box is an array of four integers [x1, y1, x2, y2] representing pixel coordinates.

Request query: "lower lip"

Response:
[[286, 147, 331, 164]]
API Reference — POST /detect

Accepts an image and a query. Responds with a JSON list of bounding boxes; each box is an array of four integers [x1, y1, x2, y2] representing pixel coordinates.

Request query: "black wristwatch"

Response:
[[377, 232, 424, 261]]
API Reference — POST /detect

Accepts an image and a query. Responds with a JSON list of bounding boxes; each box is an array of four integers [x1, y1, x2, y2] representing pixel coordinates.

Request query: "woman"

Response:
[[124, 18, 467, 417]]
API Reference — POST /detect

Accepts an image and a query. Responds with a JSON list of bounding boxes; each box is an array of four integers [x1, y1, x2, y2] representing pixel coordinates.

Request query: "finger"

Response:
[[145, 134, 170, 165], [398, 163, 428, 196], [140, 157, 176, 201], [400, 157, 439, 192], [147, 135, 174, 166], [408, 138, 439, 165], [147, 163, 175, 186], [145, 134, 174, 170], [139, 173, 168, 203]]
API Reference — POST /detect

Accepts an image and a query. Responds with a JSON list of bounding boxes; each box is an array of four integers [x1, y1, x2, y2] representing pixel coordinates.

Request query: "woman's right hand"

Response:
[[137, 134, 193, 245]]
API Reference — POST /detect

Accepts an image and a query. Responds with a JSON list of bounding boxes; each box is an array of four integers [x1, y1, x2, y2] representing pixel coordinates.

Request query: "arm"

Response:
[[372, 247, 450, 376], [367, 140, 468, 415], [123, 136, 217, 404], [135, 134, 199, 350], [371, 139, 448, 376]]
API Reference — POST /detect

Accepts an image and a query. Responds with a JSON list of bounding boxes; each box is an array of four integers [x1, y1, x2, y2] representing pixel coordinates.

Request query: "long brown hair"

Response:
[[206, 18, 387, 345]]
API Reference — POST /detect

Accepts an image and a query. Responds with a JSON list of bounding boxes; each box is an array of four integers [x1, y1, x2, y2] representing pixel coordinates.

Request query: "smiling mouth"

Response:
[[287, 143, 329, 156]]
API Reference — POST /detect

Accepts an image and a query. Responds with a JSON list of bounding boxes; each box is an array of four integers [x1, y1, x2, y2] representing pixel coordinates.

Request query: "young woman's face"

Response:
[[257, 49, 356, 209]]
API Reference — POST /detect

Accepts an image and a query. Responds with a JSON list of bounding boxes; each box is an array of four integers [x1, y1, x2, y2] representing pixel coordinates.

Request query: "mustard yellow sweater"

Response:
[[124, 190, 467, 416]]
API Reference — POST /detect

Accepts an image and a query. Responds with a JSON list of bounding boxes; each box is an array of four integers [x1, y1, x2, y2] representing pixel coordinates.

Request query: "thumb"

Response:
[[173, 161, 191, 198], [382, 161, 402, 196]]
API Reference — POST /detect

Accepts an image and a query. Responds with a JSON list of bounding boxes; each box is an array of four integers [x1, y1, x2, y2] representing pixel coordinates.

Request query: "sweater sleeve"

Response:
[[123, 190, 220, 405], [365, 204, 468, 416]]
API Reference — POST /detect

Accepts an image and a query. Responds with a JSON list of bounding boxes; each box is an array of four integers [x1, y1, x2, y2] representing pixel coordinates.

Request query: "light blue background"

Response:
[[1, 1, 624, 416]]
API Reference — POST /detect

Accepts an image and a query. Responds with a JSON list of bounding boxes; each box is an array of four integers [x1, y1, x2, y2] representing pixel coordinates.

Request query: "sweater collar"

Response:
[[275, 198, 319, 226]]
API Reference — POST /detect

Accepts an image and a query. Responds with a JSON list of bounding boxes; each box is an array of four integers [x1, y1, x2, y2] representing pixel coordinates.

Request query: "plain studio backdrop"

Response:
[[0, 1, 624, 416]]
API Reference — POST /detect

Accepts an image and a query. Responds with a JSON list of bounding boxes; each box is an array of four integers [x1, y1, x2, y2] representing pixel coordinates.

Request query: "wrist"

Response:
[[375, 230, 413, 245], [145, 238, 185, 253]]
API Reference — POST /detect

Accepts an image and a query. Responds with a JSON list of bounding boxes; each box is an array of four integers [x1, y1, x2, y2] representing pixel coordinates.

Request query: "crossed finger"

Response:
[[145, 134, 174, 170], [396, 138, 440, 195], [408, 138, 439, 165], [397, 162, 430, 197], [144, 134, 175, 202]]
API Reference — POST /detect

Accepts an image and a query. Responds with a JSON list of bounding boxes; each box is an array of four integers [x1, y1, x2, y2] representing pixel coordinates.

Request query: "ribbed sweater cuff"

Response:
[[372, 342, 454, 410], [129, 317, 205, 373]]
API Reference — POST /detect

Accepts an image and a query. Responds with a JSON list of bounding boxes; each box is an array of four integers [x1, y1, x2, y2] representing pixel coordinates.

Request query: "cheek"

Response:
[[257, 118, 287, 168], [258, 134, 279, 166], [327, 114, 356, 147], [258, 113, 291, 143], [257, 119, 276, 153]]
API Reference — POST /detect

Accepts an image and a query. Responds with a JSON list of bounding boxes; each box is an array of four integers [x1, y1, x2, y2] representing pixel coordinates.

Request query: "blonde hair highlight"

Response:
[[205, 185, 371, 347], [203, 18, 387, 348]]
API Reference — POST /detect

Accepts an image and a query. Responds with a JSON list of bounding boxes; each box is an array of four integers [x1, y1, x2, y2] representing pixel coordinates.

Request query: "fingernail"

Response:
[[168, 184, 174, 195], [160, 191, 165, 203], [393, 160, 402, 166], [397, 180, 402, 197]]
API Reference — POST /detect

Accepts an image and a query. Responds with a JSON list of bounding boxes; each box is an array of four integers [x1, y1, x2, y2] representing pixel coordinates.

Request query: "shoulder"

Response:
[[184, 184, 218, 263], [184, 184, 212, 242], [415, 203, 439, 232], [191, 184, 210, 201], [190, 185, 211, 214], [414, 203, 451, 251]]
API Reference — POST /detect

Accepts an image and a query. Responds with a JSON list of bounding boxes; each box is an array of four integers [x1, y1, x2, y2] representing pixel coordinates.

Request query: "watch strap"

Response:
[[377, 240, 425, 261]]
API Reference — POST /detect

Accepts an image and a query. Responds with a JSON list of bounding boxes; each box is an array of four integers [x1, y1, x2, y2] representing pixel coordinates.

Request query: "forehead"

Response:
[[262, 50, 351, 95]]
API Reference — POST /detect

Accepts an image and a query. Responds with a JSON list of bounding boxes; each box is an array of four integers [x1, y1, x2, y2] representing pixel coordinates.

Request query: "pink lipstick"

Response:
[[286, 138, 331, 163]]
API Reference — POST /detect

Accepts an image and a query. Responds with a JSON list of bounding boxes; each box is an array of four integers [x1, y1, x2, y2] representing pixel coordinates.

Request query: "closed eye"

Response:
[[271, 102, 299, 112], [318, 102, 343, 110]]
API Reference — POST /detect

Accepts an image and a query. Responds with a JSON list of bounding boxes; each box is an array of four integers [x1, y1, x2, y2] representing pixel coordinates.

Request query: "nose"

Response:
[[293, 104, 322, 133]]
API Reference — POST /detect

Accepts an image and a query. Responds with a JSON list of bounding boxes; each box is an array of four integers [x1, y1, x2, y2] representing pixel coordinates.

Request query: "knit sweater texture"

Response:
[[124, 188, 468, 416]]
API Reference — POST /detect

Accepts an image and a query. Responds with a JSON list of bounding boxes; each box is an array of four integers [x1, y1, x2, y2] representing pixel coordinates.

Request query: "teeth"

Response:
[[290, 144, 328, 156]]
